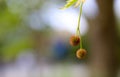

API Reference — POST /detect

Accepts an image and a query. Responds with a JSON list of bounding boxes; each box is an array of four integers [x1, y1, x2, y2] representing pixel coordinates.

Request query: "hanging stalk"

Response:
[[76, 2, 84, 48]]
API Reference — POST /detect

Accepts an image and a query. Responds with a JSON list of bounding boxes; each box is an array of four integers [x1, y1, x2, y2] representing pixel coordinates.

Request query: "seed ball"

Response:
[[76, 49, 87, 59], [69, 35, 80, 46]]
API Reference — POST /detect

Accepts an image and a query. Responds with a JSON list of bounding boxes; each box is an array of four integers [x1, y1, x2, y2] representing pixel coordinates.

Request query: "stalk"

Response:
[[76, 2, 84, 48]]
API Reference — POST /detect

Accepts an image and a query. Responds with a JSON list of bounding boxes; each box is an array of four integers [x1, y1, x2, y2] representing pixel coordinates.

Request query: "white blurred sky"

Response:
[[27, 0, 120, 35]]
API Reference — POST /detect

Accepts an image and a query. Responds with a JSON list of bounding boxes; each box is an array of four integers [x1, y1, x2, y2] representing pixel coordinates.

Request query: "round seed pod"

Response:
[[69, 35, 80, 46], [76, 49, 87, 59]]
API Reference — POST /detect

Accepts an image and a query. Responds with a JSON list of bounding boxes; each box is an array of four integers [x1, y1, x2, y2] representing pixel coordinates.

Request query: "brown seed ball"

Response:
[[69, 35, 80, 46], [76, 49, 87, 59]]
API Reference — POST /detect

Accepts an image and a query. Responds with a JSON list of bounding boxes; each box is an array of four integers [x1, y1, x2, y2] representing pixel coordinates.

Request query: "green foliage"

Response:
[[6, 0, 42, 14], [0, 9, 20, 36], [60, 0, 77, 9], [0, 0, 35, 61], [2, 36, 33, 61]]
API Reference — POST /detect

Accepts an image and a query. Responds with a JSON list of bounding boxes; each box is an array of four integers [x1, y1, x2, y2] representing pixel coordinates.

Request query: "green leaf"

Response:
[[74, 0, 81, 8], [60, 0, 77, 10]]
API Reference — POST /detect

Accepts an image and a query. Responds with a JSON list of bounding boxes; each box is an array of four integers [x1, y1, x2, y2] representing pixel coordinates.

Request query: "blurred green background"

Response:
[[0, 0, 120, 77]]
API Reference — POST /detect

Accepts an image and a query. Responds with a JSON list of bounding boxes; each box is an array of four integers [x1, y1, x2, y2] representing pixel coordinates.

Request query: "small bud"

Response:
[[76, 49, 87, 59], [69, 35, 80, 46]]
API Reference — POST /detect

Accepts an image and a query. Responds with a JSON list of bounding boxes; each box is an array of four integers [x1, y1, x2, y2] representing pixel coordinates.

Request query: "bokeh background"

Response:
[[0, 0, 120, 77]]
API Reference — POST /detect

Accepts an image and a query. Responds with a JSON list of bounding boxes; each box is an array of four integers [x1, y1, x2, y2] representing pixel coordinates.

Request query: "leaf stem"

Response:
[[76, 2, 83, 48]]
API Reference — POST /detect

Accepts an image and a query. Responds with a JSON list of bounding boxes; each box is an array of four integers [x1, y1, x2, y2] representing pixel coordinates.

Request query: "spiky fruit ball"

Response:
[[69, 35, 80, 46], [76, 49, 87, 59]]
